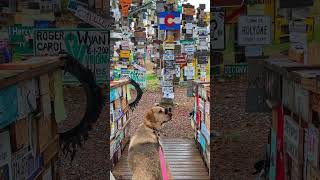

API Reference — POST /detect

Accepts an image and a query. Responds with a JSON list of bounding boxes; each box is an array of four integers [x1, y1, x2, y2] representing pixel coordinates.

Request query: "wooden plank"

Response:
[[112, 138, 209, 179]]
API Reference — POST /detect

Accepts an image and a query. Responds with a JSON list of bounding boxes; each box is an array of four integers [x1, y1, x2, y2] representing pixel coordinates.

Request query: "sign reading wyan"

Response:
[[238, 16, 271, 45], [34, 29, 108, 84]]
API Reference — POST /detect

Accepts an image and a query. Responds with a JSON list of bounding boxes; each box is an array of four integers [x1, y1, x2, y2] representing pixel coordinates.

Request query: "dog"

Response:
[[128, 106, 173, 180]]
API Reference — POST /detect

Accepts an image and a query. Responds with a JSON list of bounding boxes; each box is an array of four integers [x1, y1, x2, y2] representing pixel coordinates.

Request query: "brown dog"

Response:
[[127, 106, 173, 180]]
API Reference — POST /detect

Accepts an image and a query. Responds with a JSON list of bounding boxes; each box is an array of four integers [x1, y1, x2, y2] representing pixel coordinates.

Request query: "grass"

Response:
[[146, 72, 160, 92]]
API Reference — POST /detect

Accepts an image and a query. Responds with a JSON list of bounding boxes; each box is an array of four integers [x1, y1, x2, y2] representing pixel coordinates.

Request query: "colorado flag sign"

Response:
[[159, 12, 181, 30]]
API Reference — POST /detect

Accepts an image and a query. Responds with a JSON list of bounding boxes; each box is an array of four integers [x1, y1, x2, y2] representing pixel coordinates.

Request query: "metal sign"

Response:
[[238, 16, 271, 45], [212, 10, 225, 50]]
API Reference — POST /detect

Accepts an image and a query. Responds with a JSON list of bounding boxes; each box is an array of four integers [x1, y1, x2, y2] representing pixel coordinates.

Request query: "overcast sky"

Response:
[[187, 0, 210, 12]]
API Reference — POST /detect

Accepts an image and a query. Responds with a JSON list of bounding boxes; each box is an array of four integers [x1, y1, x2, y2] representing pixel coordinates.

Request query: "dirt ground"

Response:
[[212, 77, 271, 180]]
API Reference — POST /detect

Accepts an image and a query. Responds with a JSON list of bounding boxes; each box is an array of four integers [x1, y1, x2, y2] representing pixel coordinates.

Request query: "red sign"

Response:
[[213, 0, 244, 7], [176, 55, 186, 65], [276, 105, 285, 180]]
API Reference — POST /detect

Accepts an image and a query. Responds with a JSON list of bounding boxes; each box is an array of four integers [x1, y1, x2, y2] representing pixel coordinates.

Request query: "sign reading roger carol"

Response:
[[238, 16, 271, 45]]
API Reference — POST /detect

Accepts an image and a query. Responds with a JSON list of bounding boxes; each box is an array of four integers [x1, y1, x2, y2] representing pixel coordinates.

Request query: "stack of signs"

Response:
[[289, 20, 308, 64], [162, 47, 175, 99]]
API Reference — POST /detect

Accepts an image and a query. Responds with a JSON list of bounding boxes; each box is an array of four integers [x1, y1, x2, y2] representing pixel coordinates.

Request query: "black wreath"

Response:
[[58, 54, 143, 161]]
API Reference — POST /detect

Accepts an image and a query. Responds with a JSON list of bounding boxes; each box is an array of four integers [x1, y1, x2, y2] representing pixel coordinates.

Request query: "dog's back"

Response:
[[128, 142, 161, 180]]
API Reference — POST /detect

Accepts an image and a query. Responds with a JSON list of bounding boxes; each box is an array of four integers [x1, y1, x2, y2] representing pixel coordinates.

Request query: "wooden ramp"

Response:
[[112, 138, 209, 180]]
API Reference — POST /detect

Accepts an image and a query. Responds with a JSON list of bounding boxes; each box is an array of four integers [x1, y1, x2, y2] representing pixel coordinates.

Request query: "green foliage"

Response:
[[146, 73, 160, 92]]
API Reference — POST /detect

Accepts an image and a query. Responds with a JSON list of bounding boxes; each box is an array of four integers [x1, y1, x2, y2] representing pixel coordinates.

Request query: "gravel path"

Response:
[[128, 87, 194, 138], [212, 77, 271, 180]]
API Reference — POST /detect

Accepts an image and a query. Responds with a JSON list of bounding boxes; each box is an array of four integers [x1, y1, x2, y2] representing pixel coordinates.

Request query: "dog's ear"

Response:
[[146, 109, 156, 123]]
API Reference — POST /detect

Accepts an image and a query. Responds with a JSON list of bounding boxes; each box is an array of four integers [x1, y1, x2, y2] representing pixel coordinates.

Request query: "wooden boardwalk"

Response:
[[112, 138, 209, 180]]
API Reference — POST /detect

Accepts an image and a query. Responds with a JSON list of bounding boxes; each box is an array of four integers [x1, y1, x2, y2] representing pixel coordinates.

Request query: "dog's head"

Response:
[[144, 106, 173, 129]]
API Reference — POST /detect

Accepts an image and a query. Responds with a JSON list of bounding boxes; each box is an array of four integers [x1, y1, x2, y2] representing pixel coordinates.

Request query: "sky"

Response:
[[187, 0, 210, 12]]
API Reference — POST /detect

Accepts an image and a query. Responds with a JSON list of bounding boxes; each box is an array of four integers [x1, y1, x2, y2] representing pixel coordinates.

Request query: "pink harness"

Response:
[[159, 146, 169, 180]]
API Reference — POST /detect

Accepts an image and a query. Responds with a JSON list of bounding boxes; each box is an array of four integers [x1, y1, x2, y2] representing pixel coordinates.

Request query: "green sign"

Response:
[[224, 63, 248, 76], [33, 29, 109, 84], [8, 25, 34, 58], [113, 69, 147, 89]]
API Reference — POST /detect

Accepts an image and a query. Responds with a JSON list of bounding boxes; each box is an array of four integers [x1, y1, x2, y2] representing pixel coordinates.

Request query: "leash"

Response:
[[159, 146, 169, 180]]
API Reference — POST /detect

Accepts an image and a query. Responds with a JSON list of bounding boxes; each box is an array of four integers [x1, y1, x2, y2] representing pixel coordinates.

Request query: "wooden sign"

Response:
[[183, 8, 195, 15], [134, 31, 146, 38]]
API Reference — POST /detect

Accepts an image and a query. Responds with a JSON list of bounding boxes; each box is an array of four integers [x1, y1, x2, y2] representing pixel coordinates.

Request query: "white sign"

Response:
[[163, 53, 175, 61], [184, 66, 195, 77], [184, 45, 194, 53], [186, 29, 193, 34], [186, 23, 193, 30], [175, 65, 180, 77], [161, 80, 173, 87], [75, 6, 110, 28], [163, 92, 174, 99], [238, 16, 271, 45], [162, 87, 174, 93], [212, 10, 225, 50], [197, 27, 208, 36]]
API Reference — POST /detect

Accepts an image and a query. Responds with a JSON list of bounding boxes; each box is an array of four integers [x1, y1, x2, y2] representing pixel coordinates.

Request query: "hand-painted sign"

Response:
[[34, 29, 108, 83], [159, 12, 181, 30], [238, 16, 271, 45], [75, 5, 110, 29], [212, 10, 225, 50], [8, 25, 34, 55]]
